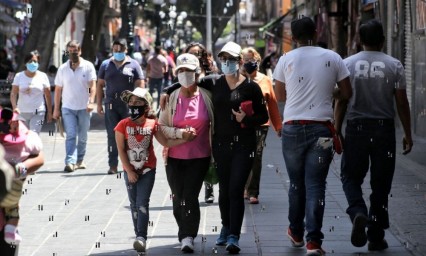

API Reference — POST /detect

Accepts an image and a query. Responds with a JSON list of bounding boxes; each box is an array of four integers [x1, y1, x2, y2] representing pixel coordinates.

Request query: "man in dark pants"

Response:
[[335, 19, 413, 251], [96, 38, 145, 174]]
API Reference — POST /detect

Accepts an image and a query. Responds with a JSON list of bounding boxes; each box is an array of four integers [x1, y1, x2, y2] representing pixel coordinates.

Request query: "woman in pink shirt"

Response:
[[158, 53, 214, 253]]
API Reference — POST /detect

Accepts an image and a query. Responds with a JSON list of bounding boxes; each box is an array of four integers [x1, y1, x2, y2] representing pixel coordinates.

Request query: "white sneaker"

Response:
[[133, 236, 146, 252], [181, 236, 194, 253], [4, 224, 22, 245]]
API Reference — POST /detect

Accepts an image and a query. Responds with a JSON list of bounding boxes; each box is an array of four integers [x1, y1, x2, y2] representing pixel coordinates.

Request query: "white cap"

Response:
[[175, 53, 200, 71], [218, 42, 241, 58]]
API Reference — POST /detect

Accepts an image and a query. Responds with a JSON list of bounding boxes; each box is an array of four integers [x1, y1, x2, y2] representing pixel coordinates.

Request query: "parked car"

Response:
[[0, 79, 12, 108]]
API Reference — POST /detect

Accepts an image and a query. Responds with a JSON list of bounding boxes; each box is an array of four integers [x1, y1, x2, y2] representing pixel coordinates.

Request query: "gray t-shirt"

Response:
[[344, 51, 406, 120]]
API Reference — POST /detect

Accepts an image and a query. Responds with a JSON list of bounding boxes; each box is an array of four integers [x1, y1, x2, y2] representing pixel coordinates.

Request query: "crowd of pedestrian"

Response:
[[0, 17, 414, 256]]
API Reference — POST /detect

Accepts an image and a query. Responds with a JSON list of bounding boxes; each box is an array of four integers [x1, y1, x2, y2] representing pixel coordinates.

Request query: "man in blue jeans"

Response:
[[273, 17, 352, 256], [335, 19, 413, 251], [53, 40, 97, 172], [96, 38, 145, 174]]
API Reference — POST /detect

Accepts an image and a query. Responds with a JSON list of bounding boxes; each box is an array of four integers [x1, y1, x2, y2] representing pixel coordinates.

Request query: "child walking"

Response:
[[0, 108, 44, 245], [115, 88, 194, 253]]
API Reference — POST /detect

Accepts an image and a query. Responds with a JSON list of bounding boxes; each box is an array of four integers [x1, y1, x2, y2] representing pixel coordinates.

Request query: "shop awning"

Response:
[[259, 14, 286, 33], [259, 3, 307, 33], [0, 0, 25, 9]]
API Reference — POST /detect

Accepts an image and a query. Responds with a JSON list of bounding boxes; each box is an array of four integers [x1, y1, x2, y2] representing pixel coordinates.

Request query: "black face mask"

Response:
[[129, 105, 147, 120], [244, 62, 258, 74], [70, 52, 79, 63]]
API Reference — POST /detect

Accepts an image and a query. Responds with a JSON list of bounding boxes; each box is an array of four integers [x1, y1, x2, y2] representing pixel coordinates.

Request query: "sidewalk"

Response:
[[15, 119, 422, 255]]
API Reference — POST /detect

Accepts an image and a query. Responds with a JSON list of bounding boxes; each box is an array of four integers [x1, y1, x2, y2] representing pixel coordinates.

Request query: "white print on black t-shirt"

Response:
[[126, 128, 152, 170]]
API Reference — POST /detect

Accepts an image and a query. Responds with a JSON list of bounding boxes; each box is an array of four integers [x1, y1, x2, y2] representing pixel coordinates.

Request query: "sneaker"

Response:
[[249, 196, 259, 204], [133, 236, 146, 252], [64, 164, 75, 172], [181, 236, 194, 253], [287, 228, 305, 247], [4, 224, 22, 245], [75, 161, 86, 169], [368, 239, 388, 251], [306, 241, 325, 256], [225, 235, 240, 254], [216, 226, 230, 246], [351, 213, 368, 247], [204, 183, 214, 203], [107, 167, 118, 174]]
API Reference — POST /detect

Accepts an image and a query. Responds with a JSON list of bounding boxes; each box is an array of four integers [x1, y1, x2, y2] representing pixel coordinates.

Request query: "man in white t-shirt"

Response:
[[273, 17, 352, 256], [53, 40, 97, 172]]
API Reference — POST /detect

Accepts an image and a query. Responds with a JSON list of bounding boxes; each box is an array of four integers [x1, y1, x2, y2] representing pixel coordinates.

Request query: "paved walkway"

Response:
[[14, 117, 424, 256]]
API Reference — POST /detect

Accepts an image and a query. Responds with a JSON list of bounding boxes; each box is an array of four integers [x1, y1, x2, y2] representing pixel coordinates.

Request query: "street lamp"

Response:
[[152, 0, 164, 46]]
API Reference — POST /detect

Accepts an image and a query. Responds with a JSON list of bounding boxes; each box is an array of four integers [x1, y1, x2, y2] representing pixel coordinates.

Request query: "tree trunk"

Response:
[[18, 0, 78, 71], [81, 0, 107, 62]]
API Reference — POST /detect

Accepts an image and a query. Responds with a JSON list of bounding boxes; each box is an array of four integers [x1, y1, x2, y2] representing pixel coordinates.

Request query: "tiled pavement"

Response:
[[14, 116, 425, 256]]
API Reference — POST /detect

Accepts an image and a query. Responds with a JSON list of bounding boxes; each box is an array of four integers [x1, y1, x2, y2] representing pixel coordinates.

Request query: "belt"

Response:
[[284, 120, 329, 125], [347, 119, 394, 126]]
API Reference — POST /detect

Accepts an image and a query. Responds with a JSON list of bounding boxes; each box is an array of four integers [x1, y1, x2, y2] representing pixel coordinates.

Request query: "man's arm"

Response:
[[395, 89, 413, 154], [274, 80, 286, 102], [134, 79, 144, 88], [87, 80, 97, 112], [333, 77, 352, 135], [96, 79, 105, 115], [53, 86, 62, 119]]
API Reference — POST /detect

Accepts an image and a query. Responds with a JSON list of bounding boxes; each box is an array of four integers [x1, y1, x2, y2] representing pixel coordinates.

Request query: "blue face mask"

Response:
[[113, 52, 126, 62], [26, 62, 39, 73], [221, 61, 239, 75]]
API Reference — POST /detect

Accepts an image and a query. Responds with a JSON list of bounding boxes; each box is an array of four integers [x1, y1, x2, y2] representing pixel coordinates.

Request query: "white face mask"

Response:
[[178, 71, 196, 88]]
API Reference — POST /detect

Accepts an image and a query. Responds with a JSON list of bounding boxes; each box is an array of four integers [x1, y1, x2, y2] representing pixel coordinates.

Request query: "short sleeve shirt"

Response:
[[98, 57, 144, 103], [344, 51, 406, 120], [273, 46, 350, 122], [114, 118, 158, 173], [13, 71, 50, 113], [55, 59, 97, 110]]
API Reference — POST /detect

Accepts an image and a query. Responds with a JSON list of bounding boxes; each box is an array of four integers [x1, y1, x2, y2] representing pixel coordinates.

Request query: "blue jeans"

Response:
[[148, 77, 163, 107], [282, 123, 332, 245], [341, 119, 395, 243], [104, 101, 129, 168], [124, 169, 156, 239], [213, 139, 255, 237], [61, 108, 91, 165]]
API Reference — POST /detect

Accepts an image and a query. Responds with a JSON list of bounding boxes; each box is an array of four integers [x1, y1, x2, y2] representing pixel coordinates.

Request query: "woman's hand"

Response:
[[182, 127, 197, 141], [232, 108, 246, 123]]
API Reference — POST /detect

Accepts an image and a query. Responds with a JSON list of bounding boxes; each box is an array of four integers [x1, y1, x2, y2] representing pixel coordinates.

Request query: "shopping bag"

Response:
[[204, 162, 219, 185], [240, 100, 253, 128]]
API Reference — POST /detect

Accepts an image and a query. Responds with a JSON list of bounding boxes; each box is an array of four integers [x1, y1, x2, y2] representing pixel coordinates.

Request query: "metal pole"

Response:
[[206, 0, 212, 52], [155, 4, 162, 46]]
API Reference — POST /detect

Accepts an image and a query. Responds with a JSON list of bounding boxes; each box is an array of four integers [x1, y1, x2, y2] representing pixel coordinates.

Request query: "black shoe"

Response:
[[205, 183, 214, 203], [368, 239, 388, 251], [351, 213, 368, 247], [64, 164, 75, 172]]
